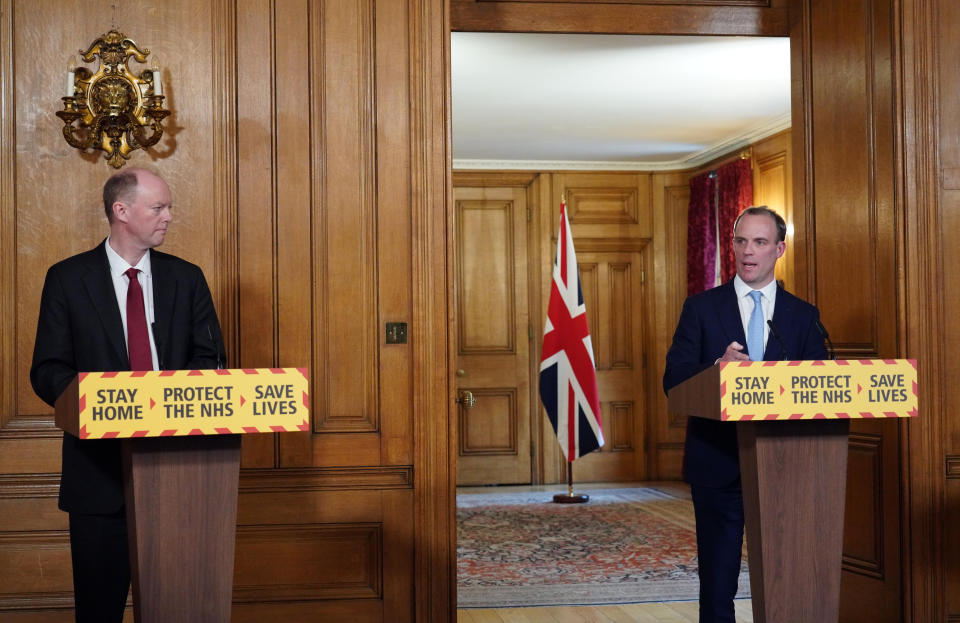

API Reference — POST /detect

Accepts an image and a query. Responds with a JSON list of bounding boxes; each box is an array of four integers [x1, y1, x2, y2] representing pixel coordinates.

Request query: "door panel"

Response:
[[455, 187, 531, 485], [569, 251, 647, 482]]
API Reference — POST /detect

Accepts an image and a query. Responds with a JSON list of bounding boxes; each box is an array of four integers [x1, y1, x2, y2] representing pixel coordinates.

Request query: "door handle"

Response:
[[456, 390, 476, 408]]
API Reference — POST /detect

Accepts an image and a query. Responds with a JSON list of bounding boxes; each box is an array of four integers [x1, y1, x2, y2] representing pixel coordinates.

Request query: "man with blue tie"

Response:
[[663, 206, 827, 623]]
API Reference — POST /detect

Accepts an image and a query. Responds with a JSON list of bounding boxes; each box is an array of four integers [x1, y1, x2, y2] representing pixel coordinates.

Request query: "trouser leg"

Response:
[[690, 481, 744, 623], [68, 510, 131, 623]]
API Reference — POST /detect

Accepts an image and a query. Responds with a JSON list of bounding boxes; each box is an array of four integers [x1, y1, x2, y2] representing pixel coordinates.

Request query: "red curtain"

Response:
[[716, 159, 754, 283], [686, 172, 716, 296]]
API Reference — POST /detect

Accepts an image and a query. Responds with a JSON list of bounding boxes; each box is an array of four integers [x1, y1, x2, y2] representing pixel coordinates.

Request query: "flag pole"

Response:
[[552, 460, 589, 504]]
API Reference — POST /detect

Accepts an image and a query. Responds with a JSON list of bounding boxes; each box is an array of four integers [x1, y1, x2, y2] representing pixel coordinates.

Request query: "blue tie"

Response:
[[747, 290, 764, 361]]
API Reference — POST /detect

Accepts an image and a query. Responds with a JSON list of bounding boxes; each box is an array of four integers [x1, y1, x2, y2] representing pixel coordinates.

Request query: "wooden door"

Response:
[[537, 174, 654, 484], [454, 187, 532, 486], [569, 249, 648, 482]]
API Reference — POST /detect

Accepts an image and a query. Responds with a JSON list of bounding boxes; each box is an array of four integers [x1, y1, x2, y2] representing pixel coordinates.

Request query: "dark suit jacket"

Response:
[[663, 280, 827, 488], [30, 240, 224, 514]]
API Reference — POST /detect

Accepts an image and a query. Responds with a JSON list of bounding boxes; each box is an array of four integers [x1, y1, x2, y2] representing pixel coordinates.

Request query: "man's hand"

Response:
[[719, 341, 751, 362]]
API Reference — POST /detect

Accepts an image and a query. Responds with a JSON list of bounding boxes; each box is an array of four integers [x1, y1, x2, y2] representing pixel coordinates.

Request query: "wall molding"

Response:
[[0, 0, 14, 429], [946, 455, 960, 479], [0, 473, 60, 499], [239, 465, 413, 492]]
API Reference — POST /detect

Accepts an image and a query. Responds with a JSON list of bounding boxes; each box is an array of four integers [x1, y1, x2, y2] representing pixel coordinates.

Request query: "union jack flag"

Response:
[[539, 202, 604, 461]]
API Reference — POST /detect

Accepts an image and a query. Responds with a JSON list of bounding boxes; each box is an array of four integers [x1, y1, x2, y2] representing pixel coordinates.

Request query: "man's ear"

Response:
[[112, 201, 128, 223], [776, 240, 786, 259]]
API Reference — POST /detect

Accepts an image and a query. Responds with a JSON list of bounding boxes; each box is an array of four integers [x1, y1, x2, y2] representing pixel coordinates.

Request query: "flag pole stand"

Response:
[[552, 460, 589, 504]]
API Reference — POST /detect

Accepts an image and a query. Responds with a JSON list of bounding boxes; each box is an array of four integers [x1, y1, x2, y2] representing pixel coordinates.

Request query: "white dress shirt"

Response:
[[105, 238, 159, 370], [733, 274, 778, 354]]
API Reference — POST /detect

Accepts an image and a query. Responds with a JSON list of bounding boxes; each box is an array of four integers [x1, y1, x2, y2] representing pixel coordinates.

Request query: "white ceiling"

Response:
[[451, 33, 791, 171]]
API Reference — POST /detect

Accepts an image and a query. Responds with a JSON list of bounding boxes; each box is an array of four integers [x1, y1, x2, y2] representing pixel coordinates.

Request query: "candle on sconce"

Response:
[[65, 57, 76, 97], [151, 63, 163, 97]]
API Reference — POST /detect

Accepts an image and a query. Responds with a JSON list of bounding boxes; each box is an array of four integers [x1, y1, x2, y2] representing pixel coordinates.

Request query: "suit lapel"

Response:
[[718, 281, 746, 347], [765, 286, 794, 360], [81, 243, 128, 366], [150, 252, 177, 369]]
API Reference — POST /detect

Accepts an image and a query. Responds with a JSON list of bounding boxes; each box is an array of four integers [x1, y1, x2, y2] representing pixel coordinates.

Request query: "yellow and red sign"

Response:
[[60, 368, 310, 439], [718, 359, 917, 421]]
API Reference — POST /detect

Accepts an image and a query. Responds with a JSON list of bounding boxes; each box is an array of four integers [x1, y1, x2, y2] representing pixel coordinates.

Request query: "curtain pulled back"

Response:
[[686, 172, 716, 296], [716, 158, 754, 283]]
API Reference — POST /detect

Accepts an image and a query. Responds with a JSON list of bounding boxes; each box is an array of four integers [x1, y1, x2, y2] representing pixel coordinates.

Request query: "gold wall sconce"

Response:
[[56, 30, 170, 168]]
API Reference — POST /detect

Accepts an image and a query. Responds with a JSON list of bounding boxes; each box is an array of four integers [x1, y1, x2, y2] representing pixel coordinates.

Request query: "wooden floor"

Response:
[[458, 600, 754, 622]]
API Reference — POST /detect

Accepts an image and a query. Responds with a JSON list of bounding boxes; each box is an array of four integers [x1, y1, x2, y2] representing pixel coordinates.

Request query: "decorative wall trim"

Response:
[[452, 171, 539, 187], [0, 416, 59, 440], [571, 237, 650, 253], [0, 530, 69, 546], [946, 455, 960, 479], [409, 1, 456, 620], [314, 0, 381, 433], [567, 187, 640, 225], [942, 167, 960, 190], [450, 0, 789, 36], [211, 0, 240, 366], [0, 0, 14, 429], [234, 523, 382, 602], [842, 432, 884, 578], [0, 474, 60, 499], [900, 0, 948, 619], [0, 592, 74, 612], [238, 466, 413, 492]]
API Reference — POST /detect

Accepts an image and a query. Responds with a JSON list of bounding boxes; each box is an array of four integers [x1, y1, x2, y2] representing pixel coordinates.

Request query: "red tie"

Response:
[[125, 267, 153, 371]]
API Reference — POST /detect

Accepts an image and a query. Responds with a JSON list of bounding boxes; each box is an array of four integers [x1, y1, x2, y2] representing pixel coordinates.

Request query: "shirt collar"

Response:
[[105, 237, 152, 278], [733, 274, 777, 301]]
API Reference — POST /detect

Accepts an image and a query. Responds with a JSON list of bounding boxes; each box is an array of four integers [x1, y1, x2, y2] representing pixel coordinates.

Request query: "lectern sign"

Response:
[[56, 368, 310, 439], [719, 359, 917, 421]]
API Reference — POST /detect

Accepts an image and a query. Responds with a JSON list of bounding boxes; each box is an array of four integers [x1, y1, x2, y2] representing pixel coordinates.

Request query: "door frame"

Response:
[[435, 1, 937, 621]]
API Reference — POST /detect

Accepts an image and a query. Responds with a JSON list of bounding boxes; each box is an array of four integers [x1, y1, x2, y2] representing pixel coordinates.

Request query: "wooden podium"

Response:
[[54, 368, 310, 623], [668, 359, 917, 623]]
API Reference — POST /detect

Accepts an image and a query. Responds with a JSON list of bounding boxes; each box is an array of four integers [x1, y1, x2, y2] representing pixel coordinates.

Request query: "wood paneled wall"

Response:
[[1, 0, 957, 621], [912, 0, 960, 620], [0, 0, 451, 621], [791, 1, 905, 620]]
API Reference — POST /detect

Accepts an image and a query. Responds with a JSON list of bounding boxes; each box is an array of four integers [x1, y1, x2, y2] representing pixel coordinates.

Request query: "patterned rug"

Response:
[[457, 487, 750, 608]]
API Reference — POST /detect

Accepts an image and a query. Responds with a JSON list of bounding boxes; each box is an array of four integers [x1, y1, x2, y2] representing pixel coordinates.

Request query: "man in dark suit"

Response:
[[30, 168, 224, 623], [663, 206, 827, 623]]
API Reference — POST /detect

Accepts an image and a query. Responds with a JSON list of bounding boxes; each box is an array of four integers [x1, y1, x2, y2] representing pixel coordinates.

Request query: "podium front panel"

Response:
[[718, 359, 917, 421], [57, 368, 310, 439]]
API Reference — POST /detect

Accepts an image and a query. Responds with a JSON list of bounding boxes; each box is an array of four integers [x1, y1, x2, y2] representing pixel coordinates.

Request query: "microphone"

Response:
[[151, 321, 165, 370], [815, 319, 836, 360], [767, 319, 788, 360], [207, 324, 224, 370]]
